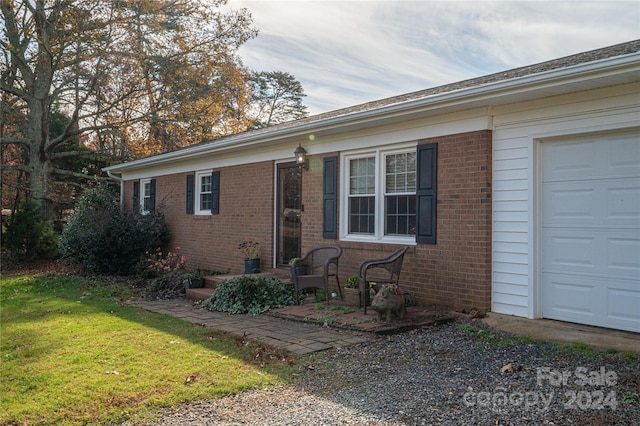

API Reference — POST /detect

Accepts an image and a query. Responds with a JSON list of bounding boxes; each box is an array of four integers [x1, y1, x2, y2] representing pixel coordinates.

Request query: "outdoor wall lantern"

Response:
[[294, 144, 308, 170]]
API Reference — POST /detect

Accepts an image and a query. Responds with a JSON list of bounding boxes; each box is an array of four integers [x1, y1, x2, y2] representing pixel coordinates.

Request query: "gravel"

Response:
[[131, 322, 640, 425]]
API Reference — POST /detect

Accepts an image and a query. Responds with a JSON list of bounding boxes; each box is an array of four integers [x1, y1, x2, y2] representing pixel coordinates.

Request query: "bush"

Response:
[[2, 200, 59, 260], [59, 185, 169, 274], [203, 276, 295, 316]]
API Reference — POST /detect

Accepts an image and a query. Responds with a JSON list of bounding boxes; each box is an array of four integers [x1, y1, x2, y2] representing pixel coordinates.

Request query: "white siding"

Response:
[[492, 82, 640, 319]]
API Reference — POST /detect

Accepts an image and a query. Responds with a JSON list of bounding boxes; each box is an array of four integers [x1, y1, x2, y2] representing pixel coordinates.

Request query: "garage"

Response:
[[541, 131, 640, 333]]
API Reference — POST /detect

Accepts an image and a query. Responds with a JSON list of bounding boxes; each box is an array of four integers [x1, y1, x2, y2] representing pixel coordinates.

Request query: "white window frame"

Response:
[[340, 143, 417, 244], [140, 178, 152, 215], [195, 169, 213, 215]]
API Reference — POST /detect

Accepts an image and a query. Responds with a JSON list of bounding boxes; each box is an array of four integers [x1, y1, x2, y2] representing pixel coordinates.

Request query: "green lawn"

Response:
[[1, 272, 298, 425]]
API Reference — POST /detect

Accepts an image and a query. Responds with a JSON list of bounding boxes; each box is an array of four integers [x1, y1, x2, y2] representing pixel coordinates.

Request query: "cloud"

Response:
[[227, 0, 640, 114]]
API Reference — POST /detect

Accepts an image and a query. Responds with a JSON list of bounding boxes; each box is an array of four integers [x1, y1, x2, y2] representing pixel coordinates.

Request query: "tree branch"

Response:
[[1, 137, 31, 145], [1, 163, 29, 173], [52, 168, 110, 181]]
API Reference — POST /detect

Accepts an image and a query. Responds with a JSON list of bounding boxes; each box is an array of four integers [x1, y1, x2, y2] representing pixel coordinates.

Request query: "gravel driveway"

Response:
[[135, 322, 639, 425]]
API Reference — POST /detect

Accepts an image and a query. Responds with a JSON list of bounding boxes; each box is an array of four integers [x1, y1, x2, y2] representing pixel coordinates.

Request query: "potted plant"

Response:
[[343, 275, 360, 306], [239, 241, 260, 274], [288, 257, 308, 276], [183, 270, 204, 290]]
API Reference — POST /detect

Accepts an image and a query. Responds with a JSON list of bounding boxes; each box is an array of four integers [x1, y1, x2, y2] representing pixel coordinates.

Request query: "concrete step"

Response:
[[186, 287, 215, 301]]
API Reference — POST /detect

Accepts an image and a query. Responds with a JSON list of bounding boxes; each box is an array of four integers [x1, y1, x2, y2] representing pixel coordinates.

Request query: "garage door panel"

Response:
[[544, 230, 639, 278], [607, 237, 640, 276], [608, 287, 640, 322], [543, 232, 597, 271], [544, 133, 640, 181], [543, 139, 597, 181], [543, 184, 598, 223], [543, 274, 597, 316], [607, 181, 640, 222], [608, 134, 640, 172], [543, 274, 640, 330], [544, 180, 639, 227]]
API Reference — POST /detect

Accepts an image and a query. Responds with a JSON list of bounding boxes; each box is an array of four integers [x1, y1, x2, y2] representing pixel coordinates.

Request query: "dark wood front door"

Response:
[[276, 163, 302, 267]]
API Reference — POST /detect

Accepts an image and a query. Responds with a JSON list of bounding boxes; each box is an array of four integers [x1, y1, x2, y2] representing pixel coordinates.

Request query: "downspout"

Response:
[[106, 170, 125, 211]]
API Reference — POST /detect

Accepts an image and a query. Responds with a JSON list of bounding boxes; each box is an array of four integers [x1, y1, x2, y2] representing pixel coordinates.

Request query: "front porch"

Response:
[[185, 269, 454, 334]]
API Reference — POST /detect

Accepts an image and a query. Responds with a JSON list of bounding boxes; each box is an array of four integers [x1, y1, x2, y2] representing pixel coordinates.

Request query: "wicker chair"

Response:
[[290, 245, 343, 305], [358, 246, 409, 314]]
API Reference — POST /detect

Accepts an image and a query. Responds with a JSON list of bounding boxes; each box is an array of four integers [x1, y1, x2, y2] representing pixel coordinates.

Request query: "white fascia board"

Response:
[[104, 53, 639, 176]]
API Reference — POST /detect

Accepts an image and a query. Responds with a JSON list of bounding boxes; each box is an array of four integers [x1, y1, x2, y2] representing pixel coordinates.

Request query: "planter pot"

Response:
[[343, 287, 360, 306], [183, 278, 204, 291], [294, 265, 308, 276], [244, 258, 261, 274], [188, 278, 204, 288]]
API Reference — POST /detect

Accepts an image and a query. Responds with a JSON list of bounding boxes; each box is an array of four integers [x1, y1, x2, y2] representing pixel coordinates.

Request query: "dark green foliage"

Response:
[[203, 276, 295, 316], [59, 185, 169, 274], [2, 200, 59, 260]]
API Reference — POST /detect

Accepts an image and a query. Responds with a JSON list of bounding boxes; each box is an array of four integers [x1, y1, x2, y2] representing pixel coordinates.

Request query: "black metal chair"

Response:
[[290, 245, 343, 305], [358, 246, 409, 314]]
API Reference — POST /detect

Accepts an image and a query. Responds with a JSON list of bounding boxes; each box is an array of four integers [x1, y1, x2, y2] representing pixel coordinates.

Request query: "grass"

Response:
[[1, 272, 298, 425], [459, 323, 545, 349]]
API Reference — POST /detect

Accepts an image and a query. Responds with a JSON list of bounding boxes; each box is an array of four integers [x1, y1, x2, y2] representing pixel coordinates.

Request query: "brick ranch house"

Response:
[[104, 41, 640, 333]]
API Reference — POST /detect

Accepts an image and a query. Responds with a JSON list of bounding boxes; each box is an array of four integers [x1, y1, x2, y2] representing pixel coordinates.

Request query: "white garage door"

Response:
[[541, 132, 640, 333]]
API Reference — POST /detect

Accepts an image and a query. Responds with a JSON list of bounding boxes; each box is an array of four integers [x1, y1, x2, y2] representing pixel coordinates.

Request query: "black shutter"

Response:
[[132, 181, 139, 213], [323, 156, 338, 239], [211, 171, 220, 215], [149, 179, 156, 213], [186, 174, 194, 214], [416, 143, 437, 244]]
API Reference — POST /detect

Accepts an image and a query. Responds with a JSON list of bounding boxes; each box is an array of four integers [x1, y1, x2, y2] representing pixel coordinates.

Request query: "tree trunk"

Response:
[[27, 96, 53, 219]]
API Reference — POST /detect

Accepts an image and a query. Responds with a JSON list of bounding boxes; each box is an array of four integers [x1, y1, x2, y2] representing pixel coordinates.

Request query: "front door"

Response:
[[276, 163, 302, 267]]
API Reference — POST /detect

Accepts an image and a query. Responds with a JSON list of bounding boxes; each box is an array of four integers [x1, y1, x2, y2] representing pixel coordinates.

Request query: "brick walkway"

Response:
[[130, 299, 371, 354]]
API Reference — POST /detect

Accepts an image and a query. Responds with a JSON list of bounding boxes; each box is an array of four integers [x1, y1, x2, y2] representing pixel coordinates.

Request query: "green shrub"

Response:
[[59, 185, 169, 275], [2, 200, 59, 260], [203, 276, 295, 316]]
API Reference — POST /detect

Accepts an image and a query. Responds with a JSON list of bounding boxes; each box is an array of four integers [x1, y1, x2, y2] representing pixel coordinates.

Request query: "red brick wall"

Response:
[[122, 129, 492, 312], [301, 130, 492, 312], [123, 163, 274, 275]]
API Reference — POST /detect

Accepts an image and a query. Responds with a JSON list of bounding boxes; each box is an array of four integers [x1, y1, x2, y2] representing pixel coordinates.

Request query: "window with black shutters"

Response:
[[341, 146, 416, 243]]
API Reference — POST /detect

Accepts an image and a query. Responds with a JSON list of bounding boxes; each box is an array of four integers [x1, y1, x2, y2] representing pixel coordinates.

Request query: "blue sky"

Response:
[[226, 1, 640, 115]]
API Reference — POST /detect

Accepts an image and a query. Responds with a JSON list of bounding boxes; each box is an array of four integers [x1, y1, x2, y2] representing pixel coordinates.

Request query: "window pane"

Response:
[[386, 152, 416, 193], [349, 196, 375, 234], [384, 195, 416, 235], [386, 215, 397, 235], [350, 157, 375, 195], [142, 181, 151, 212], [201, 176, 212, 192], [201, 193, 212, 210], [199, 175, 212, 211]]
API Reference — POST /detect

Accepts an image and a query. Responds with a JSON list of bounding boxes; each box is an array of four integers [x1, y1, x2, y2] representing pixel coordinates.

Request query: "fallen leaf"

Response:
[[500, 363, 514, 373]]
